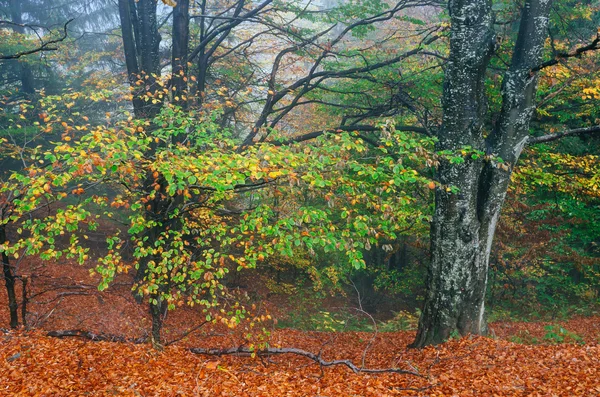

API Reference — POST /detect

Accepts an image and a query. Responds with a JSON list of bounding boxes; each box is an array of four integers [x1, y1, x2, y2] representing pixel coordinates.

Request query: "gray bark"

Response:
[[413, 0, 552, 347]]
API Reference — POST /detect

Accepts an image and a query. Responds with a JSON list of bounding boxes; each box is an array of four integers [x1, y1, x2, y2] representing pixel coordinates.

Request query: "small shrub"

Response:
[[543, 325, 584, 345], [379, 310, 419, 332]]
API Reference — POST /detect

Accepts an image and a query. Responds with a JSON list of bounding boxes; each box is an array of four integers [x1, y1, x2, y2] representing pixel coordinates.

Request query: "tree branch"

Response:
[[187, 0, 273, 63], [531, 33, 600, 73], [527, 125, 600, 144], [267, 124, 428, 146], [189, 346, 424, 377], [0, 19, 74, 60], [242, 32, 440, 147]]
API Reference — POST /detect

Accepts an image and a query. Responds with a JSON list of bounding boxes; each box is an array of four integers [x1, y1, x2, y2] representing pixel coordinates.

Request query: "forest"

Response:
[[0, 0, 599, 395]]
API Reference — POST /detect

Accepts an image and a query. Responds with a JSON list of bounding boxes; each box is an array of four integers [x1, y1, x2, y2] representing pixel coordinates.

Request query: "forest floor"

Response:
[[1, 259, 599, 396]]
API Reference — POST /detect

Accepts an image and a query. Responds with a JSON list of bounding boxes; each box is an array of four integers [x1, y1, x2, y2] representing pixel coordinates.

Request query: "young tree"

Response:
[[412, 0, 600, 346], [110, 0, 442, 345]]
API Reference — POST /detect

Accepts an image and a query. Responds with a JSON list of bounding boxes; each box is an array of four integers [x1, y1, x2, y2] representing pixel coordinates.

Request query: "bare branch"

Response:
[[243, 32, 440, 147], [527, 125, 600, 145], [187, 0, 273, 63], [531, 33, 600, 73], [164, 321, 209, 346], [0, 19, 74, 60], [267, 124, 428, 146], [189, 346, 424, 377]]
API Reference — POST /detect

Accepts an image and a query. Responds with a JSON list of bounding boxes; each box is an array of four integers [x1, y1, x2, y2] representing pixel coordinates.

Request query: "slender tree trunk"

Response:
[[195, 0, 208, 105], [21, 276, 28, 328], [1, 226, 19, 328], [118, 0, 145, 118], [172, 0, 190, 111], [412, 0, 552, 347], [149, 292, 167, 349], [118, 0, 168, 346], [118, 0, 161, 118]]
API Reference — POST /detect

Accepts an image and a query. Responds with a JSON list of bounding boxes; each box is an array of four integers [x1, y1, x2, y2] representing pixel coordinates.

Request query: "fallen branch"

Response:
[[189, 346, 424, 377], [47, 329, 147, 344]]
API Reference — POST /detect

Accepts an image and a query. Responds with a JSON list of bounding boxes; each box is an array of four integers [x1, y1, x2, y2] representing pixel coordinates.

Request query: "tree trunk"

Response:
[[118, 0, 169, 346], [195, 0, 208, 106], [172, 0, 190, 111], [117, 0, 161, 118], [21, 276, 28, 328], [412, 0, 552, 347], [1, 226, 19, 328], [150, 293, 166, 349], [118, 0, 144, 118]]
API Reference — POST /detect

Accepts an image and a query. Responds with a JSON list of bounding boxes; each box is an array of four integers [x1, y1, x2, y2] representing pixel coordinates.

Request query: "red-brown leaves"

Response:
[[1, 328, 599, 396]]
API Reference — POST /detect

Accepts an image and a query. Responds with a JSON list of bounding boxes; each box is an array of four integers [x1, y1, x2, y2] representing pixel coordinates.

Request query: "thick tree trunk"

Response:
[[1, 226, 19, 328], [412, 0, 552, 347]]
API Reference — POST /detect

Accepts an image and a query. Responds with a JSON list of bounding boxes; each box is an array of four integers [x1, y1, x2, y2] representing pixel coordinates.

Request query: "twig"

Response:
[[164, 321, 209, 346], [348, 279, 379, 369]]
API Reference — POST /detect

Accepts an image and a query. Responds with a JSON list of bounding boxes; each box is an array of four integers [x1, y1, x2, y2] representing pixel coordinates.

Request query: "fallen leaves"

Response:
[[1, 259, 599, 396], [1, 328, 599, 396]]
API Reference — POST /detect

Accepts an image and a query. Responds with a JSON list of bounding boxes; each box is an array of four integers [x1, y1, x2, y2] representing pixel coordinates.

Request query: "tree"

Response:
[[109, 0, 443, 346], [412, 0, 600, 346]]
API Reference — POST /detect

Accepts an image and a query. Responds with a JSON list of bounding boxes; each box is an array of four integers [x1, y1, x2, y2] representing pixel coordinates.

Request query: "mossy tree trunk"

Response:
[[412, 0, 552, 347]]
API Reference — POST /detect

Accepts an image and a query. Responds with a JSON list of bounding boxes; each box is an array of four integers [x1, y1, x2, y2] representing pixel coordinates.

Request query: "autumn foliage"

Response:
[[1, 0, 600, 395]]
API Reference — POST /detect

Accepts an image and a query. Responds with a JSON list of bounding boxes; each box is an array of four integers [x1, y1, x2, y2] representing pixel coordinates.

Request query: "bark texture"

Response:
[[118, 0, 162, 118], [413, 0, 552, 347], [172, 0, 190, 110], [1, 226, 18, 328]]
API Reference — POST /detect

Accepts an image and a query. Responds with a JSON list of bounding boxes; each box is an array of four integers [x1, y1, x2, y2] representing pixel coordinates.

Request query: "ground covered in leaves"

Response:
[[1, 259, 600, 396], [2, 327, 600, 396]]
